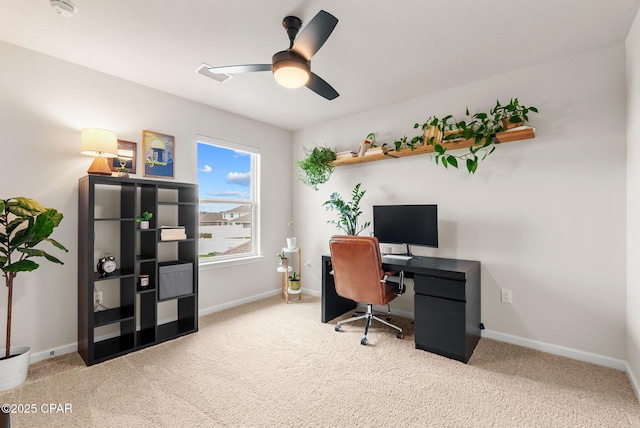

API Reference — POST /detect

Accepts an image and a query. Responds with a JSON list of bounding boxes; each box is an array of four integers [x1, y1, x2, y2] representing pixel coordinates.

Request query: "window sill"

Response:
[[199, 255, 265, 270]]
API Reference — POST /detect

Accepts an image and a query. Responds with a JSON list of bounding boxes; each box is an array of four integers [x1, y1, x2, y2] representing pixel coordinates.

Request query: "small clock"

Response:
[[97, 254, 117, 277]]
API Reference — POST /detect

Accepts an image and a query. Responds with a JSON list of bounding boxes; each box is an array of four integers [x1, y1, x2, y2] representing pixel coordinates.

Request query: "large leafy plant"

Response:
[[0, 197, 68, 359], [323, 183, 371, 236]]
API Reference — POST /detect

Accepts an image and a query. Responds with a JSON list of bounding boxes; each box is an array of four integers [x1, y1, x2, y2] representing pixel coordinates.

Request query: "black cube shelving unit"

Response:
[[78, 175, 198, 365]]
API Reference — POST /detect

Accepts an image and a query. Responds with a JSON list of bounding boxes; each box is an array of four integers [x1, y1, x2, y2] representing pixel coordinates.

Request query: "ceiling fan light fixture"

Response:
[[272, 51, 310, 89]]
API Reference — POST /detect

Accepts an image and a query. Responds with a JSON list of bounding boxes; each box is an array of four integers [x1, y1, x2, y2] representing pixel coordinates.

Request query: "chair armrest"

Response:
[[383, 270, 405, 295]]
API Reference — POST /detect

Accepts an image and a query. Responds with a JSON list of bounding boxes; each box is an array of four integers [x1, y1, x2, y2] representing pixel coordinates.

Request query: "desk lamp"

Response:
[[81, 128, 118, 176]]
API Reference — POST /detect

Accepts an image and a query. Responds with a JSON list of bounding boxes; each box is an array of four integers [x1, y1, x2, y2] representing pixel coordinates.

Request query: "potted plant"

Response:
[[288, 271, 301, 290], [323, 183, 371, 236], [286, 220, 296, 249], [136, 211, 153, 229], [415, 116, 445, 146], [490, 98, 539, 130], [0, 197, 68, 390], [277, 250, 288, 267], [296, 145, 337, 190]]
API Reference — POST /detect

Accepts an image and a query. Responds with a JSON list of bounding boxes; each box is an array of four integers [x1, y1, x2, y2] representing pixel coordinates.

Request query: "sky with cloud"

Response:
[[197, 143, 252, 211]]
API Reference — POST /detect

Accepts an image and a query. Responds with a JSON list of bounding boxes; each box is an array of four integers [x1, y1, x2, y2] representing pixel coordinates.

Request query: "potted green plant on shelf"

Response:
[[323, 183, 371, 236], [296, 145, 337, 190], [277, 250, 288, 267], [288, 271, 301, 290], [0, 197, 68, 390], [136, 211, 153, 229], [490, 98, 539, 130]]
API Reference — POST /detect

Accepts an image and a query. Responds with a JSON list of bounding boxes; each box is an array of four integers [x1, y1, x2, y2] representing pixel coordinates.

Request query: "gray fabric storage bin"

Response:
[[159, 262, 193, 300]]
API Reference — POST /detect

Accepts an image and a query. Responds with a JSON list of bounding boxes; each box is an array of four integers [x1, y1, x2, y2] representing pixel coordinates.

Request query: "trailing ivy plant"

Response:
[[323, 183, 371, 236], [413, 99, 538, 173], [296, 145, 337, 190], [490, 97, 538, 127]]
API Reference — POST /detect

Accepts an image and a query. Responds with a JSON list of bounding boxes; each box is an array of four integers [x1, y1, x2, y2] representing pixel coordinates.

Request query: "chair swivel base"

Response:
[[335, 303, 403, 345]]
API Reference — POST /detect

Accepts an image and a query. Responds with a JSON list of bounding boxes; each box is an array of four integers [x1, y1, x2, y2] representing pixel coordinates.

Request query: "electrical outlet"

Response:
[[501, 288, 513, 304], [94, 291, 103, 306]]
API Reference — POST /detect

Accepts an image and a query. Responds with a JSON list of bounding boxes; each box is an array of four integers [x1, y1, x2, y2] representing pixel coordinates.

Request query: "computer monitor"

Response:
[[373, 204, 438, 254]]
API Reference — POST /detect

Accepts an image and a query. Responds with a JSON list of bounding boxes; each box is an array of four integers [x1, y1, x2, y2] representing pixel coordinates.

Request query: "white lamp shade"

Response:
[[81, 128, 118, 158]]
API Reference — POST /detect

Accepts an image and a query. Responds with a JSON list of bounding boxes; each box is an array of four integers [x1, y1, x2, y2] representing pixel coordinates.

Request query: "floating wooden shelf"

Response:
[[332, 127, 535, 167]]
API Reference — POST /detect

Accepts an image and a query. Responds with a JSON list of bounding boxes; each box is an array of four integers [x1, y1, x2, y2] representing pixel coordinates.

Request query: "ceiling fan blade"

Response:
[[206, 64, 272, 74], [291, 10, 338, 61], [306, 72, 339, 100]]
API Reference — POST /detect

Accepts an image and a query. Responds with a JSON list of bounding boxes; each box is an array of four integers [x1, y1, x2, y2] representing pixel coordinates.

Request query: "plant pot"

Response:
[[286, 237, 297, 249], [289, 279, 301, 291], [0, 346, 31, 391], [443, 128, 464, 142], [501, 116, 524, 130], [139, 221, 150, 229], [423, 126, 443, 146]]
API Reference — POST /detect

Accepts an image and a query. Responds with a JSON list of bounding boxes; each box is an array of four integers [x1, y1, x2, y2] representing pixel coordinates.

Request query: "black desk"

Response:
[[321, 254, 481, 363]]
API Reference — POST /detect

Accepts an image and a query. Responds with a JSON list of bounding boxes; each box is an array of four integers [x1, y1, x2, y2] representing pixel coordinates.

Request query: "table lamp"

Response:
[[81, 128, 118, 176]]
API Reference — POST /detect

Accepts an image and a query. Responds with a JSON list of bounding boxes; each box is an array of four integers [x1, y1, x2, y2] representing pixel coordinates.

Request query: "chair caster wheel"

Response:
[[396, 332, 404, 339], [335, 325, 342, 332], [360, 337, 368, 345]]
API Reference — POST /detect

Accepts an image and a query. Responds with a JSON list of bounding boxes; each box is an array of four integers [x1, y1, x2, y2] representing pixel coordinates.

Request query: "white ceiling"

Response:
[[1, 0, 639, 131]]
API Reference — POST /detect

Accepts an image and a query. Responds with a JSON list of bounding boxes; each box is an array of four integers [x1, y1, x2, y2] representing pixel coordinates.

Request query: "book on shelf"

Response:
[[336, 150, 357, 159], [364, 146, 388, 156], [161, 231, 187, 241], [160, 225, 187, 241], [502, 125, 535, 133]]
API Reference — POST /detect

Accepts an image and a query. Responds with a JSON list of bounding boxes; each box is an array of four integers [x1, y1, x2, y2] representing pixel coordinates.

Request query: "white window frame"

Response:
[[197, 135, 261, 268]]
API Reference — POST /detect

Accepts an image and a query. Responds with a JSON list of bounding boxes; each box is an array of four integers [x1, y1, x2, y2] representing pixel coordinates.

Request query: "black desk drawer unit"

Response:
[[321, 254, 481, 363], [414, 276, 465, 301], [414, 272, 481, 363]]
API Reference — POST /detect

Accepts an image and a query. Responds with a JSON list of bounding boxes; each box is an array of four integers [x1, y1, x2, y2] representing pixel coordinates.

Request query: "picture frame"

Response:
[[142, 130, 175, 178], [110, 140, 137, 174]]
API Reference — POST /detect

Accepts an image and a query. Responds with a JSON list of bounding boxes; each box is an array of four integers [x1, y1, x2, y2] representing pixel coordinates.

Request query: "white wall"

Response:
[[0, 41, 291, 358], [626, 9, 640, 390], [293, 43, 628, 360], [0, 38, 632, 367]]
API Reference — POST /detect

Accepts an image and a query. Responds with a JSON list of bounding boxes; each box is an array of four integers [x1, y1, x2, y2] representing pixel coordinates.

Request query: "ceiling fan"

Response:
[[197, 10, 339, 100]]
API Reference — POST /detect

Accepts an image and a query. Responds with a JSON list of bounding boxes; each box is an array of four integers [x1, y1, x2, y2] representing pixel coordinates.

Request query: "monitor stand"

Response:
[[404, 243, 413, 257]]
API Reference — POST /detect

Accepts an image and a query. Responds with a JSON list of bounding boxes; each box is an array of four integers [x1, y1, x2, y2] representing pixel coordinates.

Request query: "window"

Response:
[[197, 136, 259, 264]]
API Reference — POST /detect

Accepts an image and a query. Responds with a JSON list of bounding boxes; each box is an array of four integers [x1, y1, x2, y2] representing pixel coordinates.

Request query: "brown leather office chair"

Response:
[[329, 235, 405, 345]]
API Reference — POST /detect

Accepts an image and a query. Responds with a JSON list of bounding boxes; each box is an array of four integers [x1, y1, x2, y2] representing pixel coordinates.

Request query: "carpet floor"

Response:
[[1, 294, 639, 427]]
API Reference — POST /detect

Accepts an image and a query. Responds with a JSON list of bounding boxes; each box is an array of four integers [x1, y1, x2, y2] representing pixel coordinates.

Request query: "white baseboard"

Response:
[[482, 329, 639, 400], [627, 364, 640, 400], [198, 288, 323, 317], [30, 342, 78, 364], [198, 288, 281, 317], [482, 329, 627, 371], [303, 288, 321, 297]]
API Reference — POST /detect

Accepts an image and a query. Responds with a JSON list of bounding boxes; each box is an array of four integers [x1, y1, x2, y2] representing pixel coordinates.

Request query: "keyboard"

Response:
[[383, 254, 412, 260]]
